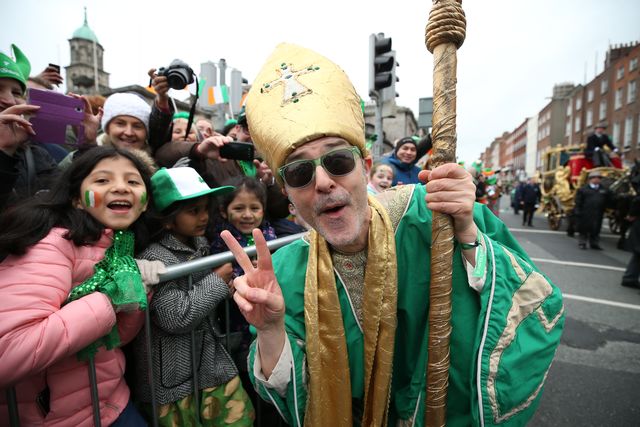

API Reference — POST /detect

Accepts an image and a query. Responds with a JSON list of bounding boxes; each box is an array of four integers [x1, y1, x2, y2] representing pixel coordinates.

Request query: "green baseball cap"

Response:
[[0, 44, 31, 92], [151, 167, 234, 212]]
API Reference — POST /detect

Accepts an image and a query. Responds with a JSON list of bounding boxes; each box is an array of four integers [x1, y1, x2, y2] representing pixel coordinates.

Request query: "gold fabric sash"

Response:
[[304, 195, 398, 426]]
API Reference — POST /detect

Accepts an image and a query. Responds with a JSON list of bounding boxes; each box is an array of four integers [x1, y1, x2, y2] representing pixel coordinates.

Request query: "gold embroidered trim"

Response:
[[487, 249, 562, 423], [332, 249, 367, 325], [375, 185, 414, 232]]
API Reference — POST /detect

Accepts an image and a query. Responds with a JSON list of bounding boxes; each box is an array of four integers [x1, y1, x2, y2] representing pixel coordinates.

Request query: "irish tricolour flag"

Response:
[[208, 85, 229, 105]]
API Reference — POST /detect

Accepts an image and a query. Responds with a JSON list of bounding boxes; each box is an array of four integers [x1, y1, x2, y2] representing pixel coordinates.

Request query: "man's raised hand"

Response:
[[220, 229, 285, 332]]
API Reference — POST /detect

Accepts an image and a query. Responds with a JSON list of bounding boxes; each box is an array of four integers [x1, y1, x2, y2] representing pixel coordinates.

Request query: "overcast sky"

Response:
[[3, 0, 639, 163]]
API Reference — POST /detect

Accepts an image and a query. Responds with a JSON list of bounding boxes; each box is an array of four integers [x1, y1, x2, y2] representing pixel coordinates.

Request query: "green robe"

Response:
[[249, 184, 564, 426]]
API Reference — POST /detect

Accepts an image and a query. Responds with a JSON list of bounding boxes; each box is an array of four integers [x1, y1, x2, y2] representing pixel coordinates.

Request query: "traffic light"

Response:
[[369, 33, 394, 96], [381, 50, 399, 103]]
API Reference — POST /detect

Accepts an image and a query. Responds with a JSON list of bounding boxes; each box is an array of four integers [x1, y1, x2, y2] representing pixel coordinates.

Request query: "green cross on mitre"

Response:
[[260, 62, 320, 105]]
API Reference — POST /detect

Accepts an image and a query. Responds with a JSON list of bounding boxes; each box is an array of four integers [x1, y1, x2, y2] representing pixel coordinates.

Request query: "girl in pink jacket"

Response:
[[0, 146, 162, 426]]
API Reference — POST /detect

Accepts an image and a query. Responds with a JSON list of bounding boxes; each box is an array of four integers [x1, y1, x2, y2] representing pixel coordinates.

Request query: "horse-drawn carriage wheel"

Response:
[[609, 215, 621, 234], [548, 212, 562, 230], [546, 198, 562, 230]]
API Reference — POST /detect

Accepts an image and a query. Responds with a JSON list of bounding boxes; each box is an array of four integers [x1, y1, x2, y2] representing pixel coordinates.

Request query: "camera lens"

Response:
[[159, 60, 194, 90], [167, 71, 188, 90]]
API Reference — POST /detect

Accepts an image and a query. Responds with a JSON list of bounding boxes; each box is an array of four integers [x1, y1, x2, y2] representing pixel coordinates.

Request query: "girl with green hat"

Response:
[[131, 166, 255, 426]]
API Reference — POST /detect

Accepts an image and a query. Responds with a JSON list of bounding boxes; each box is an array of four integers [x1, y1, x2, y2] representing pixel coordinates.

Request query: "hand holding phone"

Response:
[[26, 88, 85, 146], [33, 64, 63, 89], [219, 141, 254, 161]]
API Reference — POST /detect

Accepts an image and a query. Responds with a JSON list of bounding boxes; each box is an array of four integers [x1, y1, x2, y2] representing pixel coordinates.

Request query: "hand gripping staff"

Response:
[[425, 1, 466, 426]]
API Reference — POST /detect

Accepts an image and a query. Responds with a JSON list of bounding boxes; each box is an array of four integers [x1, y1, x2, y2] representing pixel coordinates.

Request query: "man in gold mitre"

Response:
[[220, 43, 564, 426]]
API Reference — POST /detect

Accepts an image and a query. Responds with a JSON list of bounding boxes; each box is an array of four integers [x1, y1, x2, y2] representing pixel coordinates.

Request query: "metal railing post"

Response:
[[144, 308, 159, 427], [6, 388, 19, 427], [88, 356, 101, 427]]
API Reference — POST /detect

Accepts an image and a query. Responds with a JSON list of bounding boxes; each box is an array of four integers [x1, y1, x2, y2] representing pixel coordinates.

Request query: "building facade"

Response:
[[65, 9, 110, 95], [609, 43, 640, 163], [481, 41, 639, 170]]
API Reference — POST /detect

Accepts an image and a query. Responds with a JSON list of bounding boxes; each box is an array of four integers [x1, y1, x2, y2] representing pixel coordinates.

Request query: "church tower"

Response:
[[64, 8, 110, 95]]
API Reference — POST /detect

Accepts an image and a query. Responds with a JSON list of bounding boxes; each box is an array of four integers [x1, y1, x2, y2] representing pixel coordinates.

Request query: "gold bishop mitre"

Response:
[[246, 43, 366, 175]]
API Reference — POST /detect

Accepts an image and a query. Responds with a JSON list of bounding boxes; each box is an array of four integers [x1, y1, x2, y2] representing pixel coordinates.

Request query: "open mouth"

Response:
[[107, 200, 132, 212], [321, 203, 346, 217]]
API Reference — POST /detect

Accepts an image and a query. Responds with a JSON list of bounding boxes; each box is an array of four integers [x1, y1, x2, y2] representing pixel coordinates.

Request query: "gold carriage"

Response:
[[538, 145, 626, 230]]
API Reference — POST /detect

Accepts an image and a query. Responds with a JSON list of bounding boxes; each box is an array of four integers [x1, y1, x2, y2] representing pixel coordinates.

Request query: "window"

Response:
[[599, 99, 607, 119], [601, 79, 608, 94], [576, 97, 582, 110], [631, 58, 638, 71], [617, 66, 625, 80], [628, 80, 637, 104], [624, 116, 633, 148], [637, 113, 640, 146], [566, 103, 572, 116], [615, 87, 624, 110], [586, 108, 593, 127], [574, 117, 581, 132], [565, 121, 571, 136], [587, 89, 594, 103], [613, 122, 620, 144]]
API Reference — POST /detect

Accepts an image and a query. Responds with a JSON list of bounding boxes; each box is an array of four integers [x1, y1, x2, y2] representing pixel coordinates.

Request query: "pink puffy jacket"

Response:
[[0, 228, 144, 426]]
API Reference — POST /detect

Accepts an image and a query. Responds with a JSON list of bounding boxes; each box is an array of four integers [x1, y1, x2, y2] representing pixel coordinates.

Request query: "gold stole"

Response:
[[304, 195, 398, 426]]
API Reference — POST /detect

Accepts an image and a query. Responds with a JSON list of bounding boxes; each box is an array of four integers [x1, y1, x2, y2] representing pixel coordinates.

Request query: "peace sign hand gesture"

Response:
[[221, 229, 285, 332], [222, 229, 287, 378]]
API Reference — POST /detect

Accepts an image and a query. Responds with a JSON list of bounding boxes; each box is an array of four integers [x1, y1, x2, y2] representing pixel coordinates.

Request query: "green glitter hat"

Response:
[[0, 44, 31, 92], [152, 167, 234, 212]]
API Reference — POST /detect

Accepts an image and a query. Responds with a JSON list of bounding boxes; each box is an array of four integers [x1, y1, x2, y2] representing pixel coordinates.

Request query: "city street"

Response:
[[493, 197, 640, 426]]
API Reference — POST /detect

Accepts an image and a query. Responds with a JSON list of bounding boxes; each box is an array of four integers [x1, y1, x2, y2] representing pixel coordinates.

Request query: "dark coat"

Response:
[[147, 102, 174, 154], [574, 183, 612, 233], [0, 143, 60, 211], [628, 195, 640, 254], [132, 234, 238, 405], [585, 133, 615, 157], [519, 183, 541, 205]]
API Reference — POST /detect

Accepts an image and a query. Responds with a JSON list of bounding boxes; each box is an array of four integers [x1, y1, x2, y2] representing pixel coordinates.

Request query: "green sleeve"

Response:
[[248, 334, 307, 426], [472, 204, 565, 426]]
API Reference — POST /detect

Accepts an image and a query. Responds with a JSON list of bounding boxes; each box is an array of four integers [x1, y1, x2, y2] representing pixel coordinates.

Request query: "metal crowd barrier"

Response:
[[6, 232, 304, 427]]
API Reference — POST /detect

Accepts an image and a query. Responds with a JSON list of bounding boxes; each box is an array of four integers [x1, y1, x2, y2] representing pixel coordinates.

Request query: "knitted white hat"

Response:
[[101, 93, 151, 134]]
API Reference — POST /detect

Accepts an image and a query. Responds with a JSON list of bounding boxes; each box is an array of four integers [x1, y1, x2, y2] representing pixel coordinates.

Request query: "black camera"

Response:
[[157, 59, 194, 90]]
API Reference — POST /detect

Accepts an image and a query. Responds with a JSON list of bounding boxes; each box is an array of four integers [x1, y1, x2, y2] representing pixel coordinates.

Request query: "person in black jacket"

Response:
[[519, 178, 541, 227], [574, 170, 612, 249], [0, 44, 60, 211], [585, 124, 617, 167], [621, 185, 640, 288]]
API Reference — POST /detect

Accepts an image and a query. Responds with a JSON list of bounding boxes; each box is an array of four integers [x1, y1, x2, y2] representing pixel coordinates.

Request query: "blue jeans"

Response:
[[110, 400, 147, 427]]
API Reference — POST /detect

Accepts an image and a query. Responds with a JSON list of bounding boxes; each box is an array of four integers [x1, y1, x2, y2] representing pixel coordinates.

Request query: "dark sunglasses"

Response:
[[278, 147, 361, 188]]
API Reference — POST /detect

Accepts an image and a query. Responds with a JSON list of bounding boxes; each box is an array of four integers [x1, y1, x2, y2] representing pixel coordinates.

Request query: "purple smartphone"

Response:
[[27, 88, 85, 146]]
